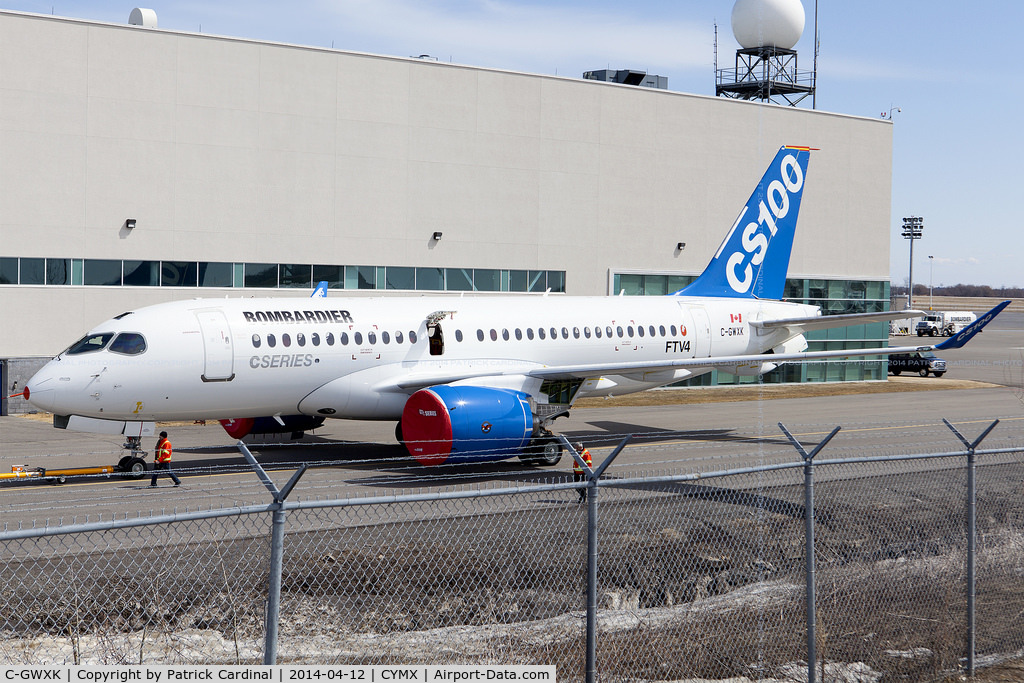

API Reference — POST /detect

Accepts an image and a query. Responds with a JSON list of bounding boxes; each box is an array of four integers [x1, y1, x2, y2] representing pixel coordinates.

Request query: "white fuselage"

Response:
[[26, 294, 818, 423]]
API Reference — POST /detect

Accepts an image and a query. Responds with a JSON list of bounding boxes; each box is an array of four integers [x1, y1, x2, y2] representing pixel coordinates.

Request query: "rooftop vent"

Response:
[[128, 8, 157, 27]]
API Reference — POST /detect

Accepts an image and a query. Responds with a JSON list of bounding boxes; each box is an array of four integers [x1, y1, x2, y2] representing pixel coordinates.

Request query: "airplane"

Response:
[[20, 145, 1010, 467]]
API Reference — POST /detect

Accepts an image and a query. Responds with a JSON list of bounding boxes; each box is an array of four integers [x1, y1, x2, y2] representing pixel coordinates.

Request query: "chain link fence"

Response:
[[1, 424, 1022, 681]]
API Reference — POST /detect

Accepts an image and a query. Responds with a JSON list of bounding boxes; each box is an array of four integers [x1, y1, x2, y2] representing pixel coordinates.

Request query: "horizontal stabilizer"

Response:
[[752, 310, 925, 335]]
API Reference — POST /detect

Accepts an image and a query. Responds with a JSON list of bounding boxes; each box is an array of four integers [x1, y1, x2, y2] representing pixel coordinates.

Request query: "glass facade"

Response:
[[613, 272, 891, 385], [0, 257, 566, 294]]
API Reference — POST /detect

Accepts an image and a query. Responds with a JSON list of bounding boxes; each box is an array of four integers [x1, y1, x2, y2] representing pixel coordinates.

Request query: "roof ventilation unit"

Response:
[[128, 8, 158, 27]]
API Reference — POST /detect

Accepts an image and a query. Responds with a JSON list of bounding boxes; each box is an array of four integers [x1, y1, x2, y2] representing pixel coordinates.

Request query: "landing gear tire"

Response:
[[520, 437, 563, 466], [537, 438, 563, 466], [125, 457, 147, 478]]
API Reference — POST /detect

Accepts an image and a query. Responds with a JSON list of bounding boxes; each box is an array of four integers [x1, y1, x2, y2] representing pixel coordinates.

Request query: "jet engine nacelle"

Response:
[[220, 415, 326, 439], [401, 385, 533, 466]]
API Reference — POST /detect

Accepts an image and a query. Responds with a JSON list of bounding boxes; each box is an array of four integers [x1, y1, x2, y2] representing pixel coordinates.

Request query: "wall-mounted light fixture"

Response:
[[432, 231, 443, 241], [125, 218, 137, 229], [676, 242, 685, 251]]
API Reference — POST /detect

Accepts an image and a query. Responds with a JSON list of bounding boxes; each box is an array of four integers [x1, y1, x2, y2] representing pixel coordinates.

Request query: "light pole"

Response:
[[929, 255, 934, 310], [902, 216, 923, 309]]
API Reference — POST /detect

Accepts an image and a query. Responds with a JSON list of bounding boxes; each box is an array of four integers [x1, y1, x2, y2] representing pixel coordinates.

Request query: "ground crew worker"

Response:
[[150, 430, 181, 487], [572, 441, 592, 503]]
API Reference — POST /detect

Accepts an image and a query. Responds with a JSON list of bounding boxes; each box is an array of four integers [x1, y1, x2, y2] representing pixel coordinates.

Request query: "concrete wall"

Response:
[[0, 10, 892, 357]]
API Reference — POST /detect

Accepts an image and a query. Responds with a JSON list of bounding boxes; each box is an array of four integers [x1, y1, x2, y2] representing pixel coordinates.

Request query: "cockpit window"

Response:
[[64, 333, 114, 355], [109, 332, 148, 355]]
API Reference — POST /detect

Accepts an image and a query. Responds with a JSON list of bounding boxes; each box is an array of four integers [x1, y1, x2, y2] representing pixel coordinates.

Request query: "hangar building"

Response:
[[0, 9, 893, 414]]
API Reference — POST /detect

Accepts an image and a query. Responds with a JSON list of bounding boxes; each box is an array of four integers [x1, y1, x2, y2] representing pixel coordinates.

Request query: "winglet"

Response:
[[935, 300, 1010, 350], [311, 281, 328, 298], [674, 145, 812, 300]]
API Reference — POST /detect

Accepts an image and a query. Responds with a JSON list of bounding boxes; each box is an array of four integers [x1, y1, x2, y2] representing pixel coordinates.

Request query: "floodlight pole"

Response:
[[902, 216, 923, 309], [929, 255, 934, 310]]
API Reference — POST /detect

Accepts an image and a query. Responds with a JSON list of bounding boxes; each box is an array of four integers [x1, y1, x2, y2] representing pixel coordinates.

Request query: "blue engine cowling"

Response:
[[401, 385, 534, 465]]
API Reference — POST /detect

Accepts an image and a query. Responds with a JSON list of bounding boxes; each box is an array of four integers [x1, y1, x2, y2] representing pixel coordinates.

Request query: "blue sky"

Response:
[[5, 1, 1023, 288]]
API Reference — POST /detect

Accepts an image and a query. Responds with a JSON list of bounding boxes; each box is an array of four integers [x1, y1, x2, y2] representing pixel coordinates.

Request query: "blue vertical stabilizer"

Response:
[[675, 146, 812, 299]]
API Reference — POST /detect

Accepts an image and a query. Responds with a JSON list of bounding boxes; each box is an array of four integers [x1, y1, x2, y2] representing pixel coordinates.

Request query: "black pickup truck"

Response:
[[888, 351, 946, 377]]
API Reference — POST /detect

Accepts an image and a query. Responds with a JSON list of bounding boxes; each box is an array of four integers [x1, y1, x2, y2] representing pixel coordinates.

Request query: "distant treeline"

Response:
[[892, 283, 1024, 298]]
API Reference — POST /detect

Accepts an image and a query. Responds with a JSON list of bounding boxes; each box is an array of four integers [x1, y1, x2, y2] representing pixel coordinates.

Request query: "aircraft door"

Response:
[[195, 309, 235, 381], [427, 323, 444, 356], [682, 304, 712, 358]]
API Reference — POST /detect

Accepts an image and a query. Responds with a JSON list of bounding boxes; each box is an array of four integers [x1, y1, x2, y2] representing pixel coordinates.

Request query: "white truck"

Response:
[[916, 311, 977, 337]]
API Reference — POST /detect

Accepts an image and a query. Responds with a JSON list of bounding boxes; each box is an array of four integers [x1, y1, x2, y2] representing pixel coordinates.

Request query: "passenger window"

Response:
[[490, 329, 497, 341], [502, 329, 510, 341], [584, 327, 591, 339], [637, 326, 644, 338], [550, 327, 557, 339], [355, 332, 363, 345], [382, 331, 390, 344], [282, 334, 291, 348], [595, 327, 602, 339], [671, 325, 677, 335], [326, 333, 335, 345], [109, 333, 147, 355], [515, 328, 523, 340], [606, 326, 613, 338], [267, 334, 277, 348], [396, 331, 404, 344], [649, 325, 656, 337], [627, 326, 634, 337], [64, 333, 114, 355], [538, 328, 546, 340], [297, 333, 306, 347], [454, 329, 463, 342], [410, 331, 418, 344], [616, 326, 623, 338], [311, 333, 320, 346], [527, 328, 535, 340], [659, 325, 666, 336], [573, 327, 580, 339], [561, 327, 568, 339], [252, 334, 262, 349], [340, 332, 348, 345], [368, 332, 377, 345], [477, 329, 485, 342]]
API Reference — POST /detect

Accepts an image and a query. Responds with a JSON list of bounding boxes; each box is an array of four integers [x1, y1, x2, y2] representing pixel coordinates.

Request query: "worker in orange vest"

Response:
[[149, 430, 181, 487], [572, 441, 592, 503]]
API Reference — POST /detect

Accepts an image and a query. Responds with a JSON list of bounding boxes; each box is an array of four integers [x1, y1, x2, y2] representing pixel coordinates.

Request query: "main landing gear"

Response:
[[518, 429, 564, 467]]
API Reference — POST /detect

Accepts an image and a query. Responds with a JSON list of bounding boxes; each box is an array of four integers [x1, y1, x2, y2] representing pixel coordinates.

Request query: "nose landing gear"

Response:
[[118, 436, 149, 478]]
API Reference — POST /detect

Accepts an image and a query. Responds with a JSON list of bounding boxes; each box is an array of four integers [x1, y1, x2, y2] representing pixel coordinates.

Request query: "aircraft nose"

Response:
[[25, 364, 58, 413]]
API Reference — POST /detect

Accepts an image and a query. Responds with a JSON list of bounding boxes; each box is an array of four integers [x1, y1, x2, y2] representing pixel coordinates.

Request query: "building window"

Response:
[[244, 263, 278, 288], [84, 259, 122, 286]]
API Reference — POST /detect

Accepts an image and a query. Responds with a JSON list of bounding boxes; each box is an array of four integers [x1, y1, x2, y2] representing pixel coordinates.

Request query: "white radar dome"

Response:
[[731, 0, 805, 50]]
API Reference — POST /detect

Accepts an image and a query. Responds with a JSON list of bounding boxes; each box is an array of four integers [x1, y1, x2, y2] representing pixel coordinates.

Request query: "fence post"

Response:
[[942, 418, 999, 678], [238, 441, 308, 665], [780, 423, 840, 683], [559, 435, 630, 683]]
